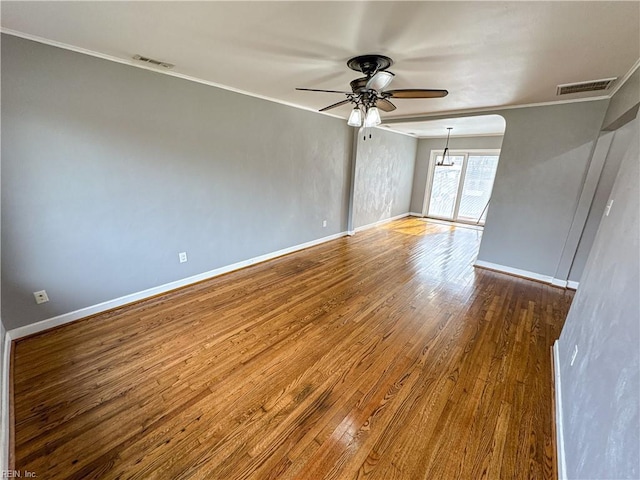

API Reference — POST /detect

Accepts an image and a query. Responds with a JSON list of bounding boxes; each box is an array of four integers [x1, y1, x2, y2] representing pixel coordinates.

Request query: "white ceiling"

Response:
[[2, 1, 639, 127], [388, 115, 506, 138]]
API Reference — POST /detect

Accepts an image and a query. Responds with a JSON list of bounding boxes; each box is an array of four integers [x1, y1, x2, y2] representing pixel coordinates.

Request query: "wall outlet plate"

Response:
[[179, 252, 188, 263], [34, 290, 49, 304]]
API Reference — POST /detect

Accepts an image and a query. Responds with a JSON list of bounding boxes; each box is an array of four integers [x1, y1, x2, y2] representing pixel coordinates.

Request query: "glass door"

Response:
[[426, 154, 465, 220], [457, 155, 500, 223], [425, 151, 500, 225]]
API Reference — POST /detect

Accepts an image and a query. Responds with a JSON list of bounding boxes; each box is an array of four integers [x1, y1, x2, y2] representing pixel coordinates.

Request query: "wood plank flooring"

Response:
[[12, 218, 573, 479]]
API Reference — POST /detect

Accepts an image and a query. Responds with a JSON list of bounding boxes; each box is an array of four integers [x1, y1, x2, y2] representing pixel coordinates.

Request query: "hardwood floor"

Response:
[[12, 218, 573, 479]]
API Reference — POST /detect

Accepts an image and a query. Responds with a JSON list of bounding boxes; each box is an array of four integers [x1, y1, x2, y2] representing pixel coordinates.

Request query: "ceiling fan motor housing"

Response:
[[347, 54, 393, 76]]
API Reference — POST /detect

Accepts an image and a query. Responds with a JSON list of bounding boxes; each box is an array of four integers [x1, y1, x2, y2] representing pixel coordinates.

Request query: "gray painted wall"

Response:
[[0, 319, 4, 470], [0, 318, 4, 472], [353, 129, 417, 229], [567, 71, 640, 283], [476, 100, 609, 277], [602, 68, 640, 131], [409, 135, 504, 214], [568, 118, 637, 282], [390, 100, 609, 280], [0, 29, 4, 460], [552, 131, 615, 285], [557, 115, 639, 480], [1, 34, 355, 329]]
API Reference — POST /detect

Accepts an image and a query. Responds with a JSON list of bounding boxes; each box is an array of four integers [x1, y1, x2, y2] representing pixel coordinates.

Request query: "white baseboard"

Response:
[[1, 329, 11, 473], [474, 260, 577, 290], [553, 341, 567, 480], [408, 212, 423, 217], [354, 213, 410, 233], [474, 260, 554, 284], [551, 278, 568, 288], [9, 231, 348, 340]]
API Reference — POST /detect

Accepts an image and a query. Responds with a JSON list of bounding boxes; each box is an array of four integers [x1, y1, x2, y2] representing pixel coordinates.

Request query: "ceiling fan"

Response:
[[296, 54, 448, 128]]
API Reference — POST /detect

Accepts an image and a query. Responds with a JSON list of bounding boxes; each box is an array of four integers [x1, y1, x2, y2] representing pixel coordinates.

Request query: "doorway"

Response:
[[424, 149, 500, 225], [383, 113, 505, 229]]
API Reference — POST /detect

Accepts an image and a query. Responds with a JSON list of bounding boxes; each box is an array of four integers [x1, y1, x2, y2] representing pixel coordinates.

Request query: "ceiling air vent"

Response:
[[132, 54, 174, 69], [556, 78, 616, 95]]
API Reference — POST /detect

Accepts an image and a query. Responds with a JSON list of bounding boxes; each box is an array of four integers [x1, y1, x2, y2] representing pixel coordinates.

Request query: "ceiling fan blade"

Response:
[[385, 89, 449, 99], [376, 98, 397, 112], [319, 99, 352, 112], [366, 71, 395, 91], [296, 87, 352, 94]]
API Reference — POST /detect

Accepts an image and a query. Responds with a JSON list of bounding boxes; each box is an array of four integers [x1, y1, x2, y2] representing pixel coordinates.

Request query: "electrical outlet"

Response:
[[570, 345, 578, 366], [179, 252, 188, 263], [605, 199, 614, 216], [322, 220, 327, 228], [34, 290, 49, 304]]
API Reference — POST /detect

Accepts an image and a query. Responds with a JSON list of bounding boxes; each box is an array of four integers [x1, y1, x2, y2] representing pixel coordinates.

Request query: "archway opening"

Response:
[[388, 114, 506, 226]]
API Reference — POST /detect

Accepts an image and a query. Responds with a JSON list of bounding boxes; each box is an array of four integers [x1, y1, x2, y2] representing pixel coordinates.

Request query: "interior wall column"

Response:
[[346, 127, 360, 235], [552, 131, 615, 286]]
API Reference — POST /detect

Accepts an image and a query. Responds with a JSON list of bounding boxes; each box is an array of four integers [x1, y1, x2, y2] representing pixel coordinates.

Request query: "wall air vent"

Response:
[[132, 54, 174, 69], [556, 78, 617, 95]]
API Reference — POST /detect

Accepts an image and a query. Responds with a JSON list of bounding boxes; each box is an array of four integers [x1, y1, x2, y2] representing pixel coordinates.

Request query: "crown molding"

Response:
[[0, 28, 344, 120], [2, 28, 637, 124], [415, 133, 505, 140], [608, 57, 640, 98], [383, 95, 610, 124]]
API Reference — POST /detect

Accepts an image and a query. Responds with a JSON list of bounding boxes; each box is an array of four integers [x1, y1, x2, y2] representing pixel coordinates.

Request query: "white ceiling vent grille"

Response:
[[556, 78, 616, 95], [132, 54, 174, 69]]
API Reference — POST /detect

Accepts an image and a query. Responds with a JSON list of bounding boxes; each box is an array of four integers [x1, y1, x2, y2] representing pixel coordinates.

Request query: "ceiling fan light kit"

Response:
[[297, 54, 448, 135], [347, 107, 362, 127], [363, 107, 381, 128]]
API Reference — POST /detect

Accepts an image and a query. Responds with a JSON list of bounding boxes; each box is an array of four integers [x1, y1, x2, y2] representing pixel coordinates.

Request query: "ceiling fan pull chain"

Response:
[[362, 126, 373, 141]]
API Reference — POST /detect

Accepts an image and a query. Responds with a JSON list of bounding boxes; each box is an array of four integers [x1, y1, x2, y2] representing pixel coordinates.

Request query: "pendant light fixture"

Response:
[[436, 127, 454, 166]]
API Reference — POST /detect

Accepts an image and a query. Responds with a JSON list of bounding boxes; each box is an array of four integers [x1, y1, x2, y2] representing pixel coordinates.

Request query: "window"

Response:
[[424, 150, 500, 225]]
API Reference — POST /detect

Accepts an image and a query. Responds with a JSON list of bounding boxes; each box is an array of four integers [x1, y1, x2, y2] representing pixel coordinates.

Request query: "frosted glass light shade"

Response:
[[364, 107, 381, 127], [347, 108, 362, 127]]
